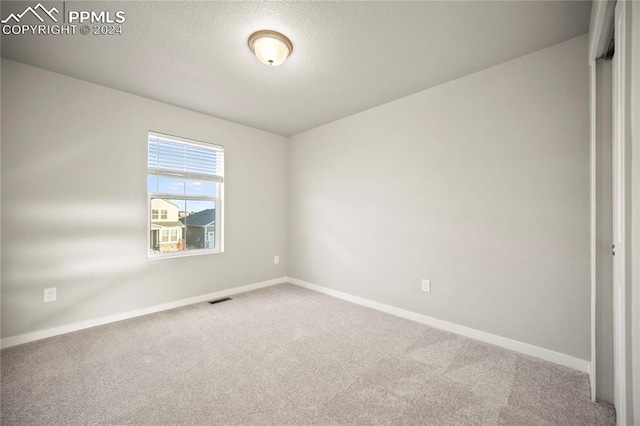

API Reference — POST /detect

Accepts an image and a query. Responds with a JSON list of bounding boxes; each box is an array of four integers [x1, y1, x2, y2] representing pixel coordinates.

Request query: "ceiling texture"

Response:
[[1, 1, 591, 136]]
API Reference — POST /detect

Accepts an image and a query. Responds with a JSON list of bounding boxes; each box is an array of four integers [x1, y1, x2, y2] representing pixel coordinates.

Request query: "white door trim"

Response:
[[612, 2, 629, 423], [589, 59, 597, 402], [631, 1, 640, 420], [588, 0, 616, 403]]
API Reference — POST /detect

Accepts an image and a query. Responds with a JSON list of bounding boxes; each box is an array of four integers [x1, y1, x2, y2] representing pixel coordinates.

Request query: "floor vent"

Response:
[[208, 297, 232, 305]]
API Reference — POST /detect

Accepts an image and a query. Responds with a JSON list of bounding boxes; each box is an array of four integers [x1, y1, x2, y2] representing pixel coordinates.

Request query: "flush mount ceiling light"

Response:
[[248, 30, 293, 66]]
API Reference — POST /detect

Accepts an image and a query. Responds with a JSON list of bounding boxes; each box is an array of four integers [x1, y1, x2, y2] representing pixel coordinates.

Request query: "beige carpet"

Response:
[[1, 283, 615, 425]]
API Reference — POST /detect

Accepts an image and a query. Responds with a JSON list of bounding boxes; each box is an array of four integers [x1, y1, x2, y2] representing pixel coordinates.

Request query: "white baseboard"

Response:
[[2, 275, 592, 375], [1, 276, 287, 349], [287, 277, 591, 373]]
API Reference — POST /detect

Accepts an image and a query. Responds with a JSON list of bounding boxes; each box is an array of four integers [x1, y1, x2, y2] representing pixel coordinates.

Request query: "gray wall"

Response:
[[1, 59, 288, 339], [288, 35, 590, 359], [595, 58, 614, 404], [1, 34, 595, 365]]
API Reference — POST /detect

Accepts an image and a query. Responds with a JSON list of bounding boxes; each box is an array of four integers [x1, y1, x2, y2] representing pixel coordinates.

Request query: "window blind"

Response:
[[148, 132, 224, 182]]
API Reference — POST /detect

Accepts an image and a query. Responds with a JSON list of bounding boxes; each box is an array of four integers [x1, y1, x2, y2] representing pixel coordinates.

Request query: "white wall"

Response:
[[288, 35, 590, 359], [0, 59, 288, 339]]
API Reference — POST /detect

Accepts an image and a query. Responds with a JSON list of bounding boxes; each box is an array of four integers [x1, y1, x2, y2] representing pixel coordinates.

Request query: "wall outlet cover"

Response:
[[421, 279, 431, 293], [44, 287, 57, 302]]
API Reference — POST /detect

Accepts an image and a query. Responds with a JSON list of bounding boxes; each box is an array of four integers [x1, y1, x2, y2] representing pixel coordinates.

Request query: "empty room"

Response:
[[1, 1, 639, 425]]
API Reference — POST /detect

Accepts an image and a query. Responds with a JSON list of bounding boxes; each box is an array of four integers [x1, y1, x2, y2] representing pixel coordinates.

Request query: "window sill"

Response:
[[148, 249, 223, 260]]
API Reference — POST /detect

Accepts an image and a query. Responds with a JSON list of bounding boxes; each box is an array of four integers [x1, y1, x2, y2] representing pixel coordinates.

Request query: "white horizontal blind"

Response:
[[148, 132, 224, 182]]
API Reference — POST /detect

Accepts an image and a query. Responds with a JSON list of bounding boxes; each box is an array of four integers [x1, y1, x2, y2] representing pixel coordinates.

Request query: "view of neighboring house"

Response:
[[150, 199, 185, 253], [181, 209, 215, 249]]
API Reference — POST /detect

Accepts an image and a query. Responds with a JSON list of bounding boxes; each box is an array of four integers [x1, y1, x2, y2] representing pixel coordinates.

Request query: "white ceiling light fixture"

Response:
[[248, 30, 293, 66]]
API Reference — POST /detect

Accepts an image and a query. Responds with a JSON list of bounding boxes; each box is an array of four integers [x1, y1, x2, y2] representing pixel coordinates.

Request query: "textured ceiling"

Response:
[[1, 1, 591, 136]]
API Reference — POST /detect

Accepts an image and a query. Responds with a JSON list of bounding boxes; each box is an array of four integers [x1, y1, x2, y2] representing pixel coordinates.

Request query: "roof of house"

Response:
[[181, 209, 215, 227]]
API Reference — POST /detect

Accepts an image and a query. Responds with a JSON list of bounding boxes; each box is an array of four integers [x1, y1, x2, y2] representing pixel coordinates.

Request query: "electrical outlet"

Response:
[[44, 287, 57, 302], [274, 255, 280, 264], [421, 279, 431, 293]]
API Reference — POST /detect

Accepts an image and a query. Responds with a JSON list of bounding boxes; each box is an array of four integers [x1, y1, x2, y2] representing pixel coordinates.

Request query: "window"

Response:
[[148, 131, 224, 258], [161, 228, 179, 243]]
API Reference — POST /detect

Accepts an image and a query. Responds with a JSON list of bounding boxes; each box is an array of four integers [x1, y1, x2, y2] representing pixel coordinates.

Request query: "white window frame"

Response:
[[147, 131, 224, 259]]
